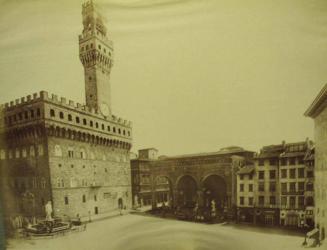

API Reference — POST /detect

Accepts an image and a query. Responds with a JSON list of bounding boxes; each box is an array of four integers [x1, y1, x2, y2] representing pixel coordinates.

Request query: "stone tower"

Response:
[[79, 0, 113, 117]]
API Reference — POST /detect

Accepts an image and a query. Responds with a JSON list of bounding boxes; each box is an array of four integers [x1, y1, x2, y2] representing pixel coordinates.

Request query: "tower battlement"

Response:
[[82, 0, 94, 9]]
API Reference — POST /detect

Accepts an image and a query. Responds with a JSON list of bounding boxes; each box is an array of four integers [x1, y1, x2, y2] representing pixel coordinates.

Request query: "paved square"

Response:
[[8, 214, 306, 250]]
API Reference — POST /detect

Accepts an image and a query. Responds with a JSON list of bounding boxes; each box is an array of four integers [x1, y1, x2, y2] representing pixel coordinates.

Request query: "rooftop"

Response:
[[305, 83, 327, 118]]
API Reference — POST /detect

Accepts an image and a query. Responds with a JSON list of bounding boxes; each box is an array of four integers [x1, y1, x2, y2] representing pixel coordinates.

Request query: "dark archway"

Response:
[[202, 175, 227, 211], [176, 175, 197, 207]]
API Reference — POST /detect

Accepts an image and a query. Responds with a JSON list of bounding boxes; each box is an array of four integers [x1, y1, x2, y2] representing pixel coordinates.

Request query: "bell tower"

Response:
[[79, 0, 113, 117]]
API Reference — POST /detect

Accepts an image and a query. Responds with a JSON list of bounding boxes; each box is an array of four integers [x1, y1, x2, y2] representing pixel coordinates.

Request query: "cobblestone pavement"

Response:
[[7, 214, 307, 250]]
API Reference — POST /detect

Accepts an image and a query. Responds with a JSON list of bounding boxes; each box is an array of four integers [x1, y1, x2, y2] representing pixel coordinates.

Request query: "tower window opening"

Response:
[[36, 108, 41, 117], [95, 122, 99, 128], [113, 127, 116, 133], [90, 121, 93, 127], [123, 130, 126, 135], [107, 126, 110, 132], [83, 119, 87, 125], [118, 128, 121, 134], [59, 112, 64, 119], [128, 131, 130, 136], [68, 114, 72, 121], [50, 109, 55, 117], [89, 76, 92, 81], [90, 43, 93, 48], [98, 45, 101, 50], [102, 124, 105, 130], [76, 117, 80, 123]]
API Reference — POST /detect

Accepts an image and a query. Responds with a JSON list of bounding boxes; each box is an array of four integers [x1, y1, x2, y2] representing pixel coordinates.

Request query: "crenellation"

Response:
[[10, 101, 14, 107], [33, 92, 38, 100], [27, 95, 31, 101], [51, 94, 58, 102], [20, 97, 25, 103], [4, 103, 9, 109], [40, 91, 48, 100], [15, 99, 20, 105], [58, 97, 65, 105], [68, 100, 74, 107]]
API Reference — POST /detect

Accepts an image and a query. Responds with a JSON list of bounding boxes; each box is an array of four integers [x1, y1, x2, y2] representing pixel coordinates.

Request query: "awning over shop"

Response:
[[306, 228, 319, 238]]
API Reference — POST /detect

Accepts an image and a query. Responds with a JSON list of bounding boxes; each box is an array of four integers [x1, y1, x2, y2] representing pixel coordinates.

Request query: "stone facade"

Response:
[[236, 140, 315, 228], [0, 0, 133, 224], [131, 147, 255, 217], [305, 83, 327, 241]]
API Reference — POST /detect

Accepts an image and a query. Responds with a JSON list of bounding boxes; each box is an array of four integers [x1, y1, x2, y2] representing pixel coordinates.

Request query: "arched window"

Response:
[[90, 121, 93, 127], [30, 146, 35, 157], [90, 152, 95, 160], [15, 148, 20, 158], [83, 118, 87, 125], [54, 145, 62, 157], [50, 109, 55, 117], [22, 148, 27, 158], [80, 148, 86, 159], [57, 178, 64, 188], [68, 114, 72, 121], [107, 126, 110, 132], [76, 117, 80, 123], [95, 122, 99, 128], [41, 178, 46, 189], [113, 127, 116, 133], [38, 144, 44, 156], [8, 150, 13, 159], [118, 128, 121, 134], [101, 124, 105, 130], [0, 149, 5, 160], [82, 194, 86, 203], [59, 112, 64, 119]]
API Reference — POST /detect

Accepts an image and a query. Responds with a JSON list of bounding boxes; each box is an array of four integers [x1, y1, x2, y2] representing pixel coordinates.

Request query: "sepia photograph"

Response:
[[0, 0, 326, 249]]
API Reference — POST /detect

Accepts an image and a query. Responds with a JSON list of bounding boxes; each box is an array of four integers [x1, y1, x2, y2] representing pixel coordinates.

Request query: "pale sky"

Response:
[[0, 0, 326, 156]]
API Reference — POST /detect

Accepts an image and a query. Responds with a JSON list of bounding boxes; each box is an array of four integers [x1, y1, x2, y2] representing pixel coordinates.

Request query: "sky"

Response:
[[0, 0, 327, 156]]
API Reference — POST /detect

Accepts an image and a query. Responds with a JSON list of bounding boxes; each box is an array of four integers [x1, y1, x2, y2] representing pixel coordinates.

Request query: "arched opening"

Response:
[[118, 198, 123, 209], [202, 175, 227, 211], [153, 176, 173, 209], [176, 175, 197, 208]]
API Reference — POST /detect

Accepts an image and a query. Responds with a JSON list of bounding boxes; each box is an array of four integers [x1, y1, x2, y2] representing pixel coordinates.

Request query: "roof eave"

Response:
[[304, 83, 327, 118]]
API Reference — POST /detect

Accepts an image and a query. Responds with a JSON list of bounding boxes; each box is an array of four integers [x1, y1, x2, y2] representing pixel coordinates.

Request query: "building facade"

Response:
[[131, 148, 170, 207], [0, 0, 133, 224], [305, 83, 327, 241], [236, 165, 255, 223], [236, 140, 315, 228], [131, 147, 255, 217]]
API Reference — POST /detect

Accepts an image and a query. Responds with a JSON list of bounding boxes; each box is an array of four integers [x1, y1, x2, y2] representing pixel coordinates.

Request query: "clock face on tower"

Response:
[[100, 102, 110, 117]]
